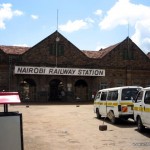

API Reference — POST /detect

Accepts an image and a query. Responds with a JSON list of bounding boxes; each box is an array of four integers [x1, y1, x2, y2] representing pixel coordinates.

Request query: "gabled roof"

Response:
[[82, 43, 120, 58], [0, 45, 30, 55], [0, 33, 149, 60]]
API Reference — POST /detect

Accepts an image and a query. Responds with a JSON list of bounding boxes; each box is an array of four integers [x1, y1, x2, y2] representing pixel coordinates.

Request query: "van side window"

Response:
[[107, 91, 118, 101], [136, 91, 143, 103], [144, 91, 150, 104], [101, 92, 107, 101]]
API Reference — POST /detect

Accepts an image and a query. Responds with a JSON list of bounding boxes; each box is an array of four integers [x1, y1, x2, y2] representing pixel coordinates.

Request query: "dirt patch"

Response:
[[1, 104, 150, 150]]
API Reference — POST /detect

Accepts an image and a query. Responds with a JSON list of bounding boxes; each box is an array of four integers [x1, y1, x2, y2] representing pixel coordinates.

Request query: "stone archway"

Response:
[[49, 79, 64, 102], [19, 78, 36, 102], [74, 79, 88, 101]]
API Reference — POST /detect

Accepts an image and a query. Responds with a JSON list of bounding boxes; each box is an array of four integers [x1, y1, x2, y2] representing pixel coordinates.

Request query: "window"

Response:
[[58, 44, 64, 56], [123, 48, 134, 60], [144, 91, 150, 104], [49, 44, 64, 56], [101, 92, 107, 101], [107, 91, 118, 101], [100, 82, 107, 90], [136, 91, 143, 103], [122, 88, 140, 101], [49, 44, 55, 55]]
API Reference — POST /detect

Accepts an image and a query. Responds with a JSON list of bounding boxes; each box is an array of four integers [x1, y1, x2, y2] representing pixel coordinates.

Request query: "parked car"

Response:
[[94, 86, 142, 123], [133, 87, 150, 132]]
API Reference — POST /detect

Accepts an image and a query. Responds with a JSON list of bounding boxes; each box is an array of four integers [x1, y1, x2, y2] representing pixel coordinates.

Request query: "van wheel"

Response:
[[96, 109, 101, 119], [137, 117, 145, 132]]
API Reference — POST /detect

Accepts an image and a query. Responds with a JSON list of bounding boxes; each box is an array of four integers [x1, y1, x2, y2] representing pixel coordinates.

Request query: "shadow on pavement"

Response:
[[134, 128, 150, 138], [95, 117, 137, 128]]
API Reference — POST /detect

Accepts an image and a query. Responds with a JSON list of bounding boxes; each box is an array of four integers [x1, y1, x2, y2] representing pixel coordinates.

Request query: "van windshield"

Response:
[[121, 88, 140, 101]]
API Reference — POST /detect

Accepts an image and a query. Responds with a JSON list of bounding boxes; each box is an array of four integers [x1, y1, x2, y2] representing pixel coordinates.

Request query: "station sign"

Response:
[[14, 66, 105, 76]]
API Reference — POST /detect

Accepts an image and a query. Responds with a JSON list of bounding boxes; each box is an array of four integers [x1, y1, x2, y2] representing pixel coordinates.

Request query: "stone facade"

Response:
[[0, 31, 150, 103]]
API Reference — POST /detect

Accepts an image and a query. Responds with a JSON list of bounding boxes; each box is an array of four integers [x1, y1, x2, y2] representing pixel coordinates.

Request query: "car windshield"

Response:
[[121, 88, 140, 101]]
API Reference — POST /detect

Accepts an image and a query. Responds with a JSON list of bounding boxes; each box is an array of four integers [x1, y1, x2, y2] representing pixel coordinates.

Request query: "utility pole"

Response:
[[9, 55, 12, 91], [55, 9, 60, 67]]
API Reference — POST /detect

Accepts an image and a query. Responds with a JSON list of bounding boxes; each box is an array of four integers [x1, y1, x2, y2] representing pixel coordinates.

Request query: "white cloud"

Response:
[[13, 44, 29, 47], [94, 9, 103, 16], [14, 10, 23, 16], [0, 3, 23, 29], [132, 19, 150, 53], [99, 0, 150, 53], [95, 42, 106, 51], [31, 15, 39, 20], [85, 17, 94, 23], [59, 20, 87, 33], [59, 18, 94, 33]]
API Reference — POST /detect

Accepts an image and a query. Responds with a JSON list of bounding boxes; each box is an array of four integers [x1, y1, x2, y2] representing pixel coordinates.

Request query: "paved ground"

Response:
[[1, 104, 150, 150]]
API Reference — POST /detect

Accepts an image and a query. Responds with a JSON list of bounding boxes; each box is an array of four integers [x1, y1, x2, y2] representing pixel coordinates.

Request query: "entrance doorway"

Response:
[[75, 79, 88, 101], [49, 79, 64, 101], [19, 78, 36, 101]]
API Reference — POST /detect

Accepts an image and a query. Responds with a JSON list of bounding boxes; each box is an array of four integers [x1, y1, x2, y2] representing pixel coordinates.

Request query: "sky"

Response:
[[0, 0, 150, 54]]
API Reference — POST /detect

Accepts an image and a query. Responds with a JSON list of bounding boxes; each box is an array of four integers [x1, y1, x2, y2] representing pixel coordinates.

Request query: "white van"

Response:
[[133, 87, 150, 132], [94, 86, 142, 124]]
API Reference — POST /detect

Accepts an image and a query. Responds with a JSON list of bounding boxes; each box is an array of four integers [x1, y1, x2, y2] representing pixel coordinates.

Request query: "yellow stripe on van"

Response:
[[106, 102, 118, 106], [135, 107, 143, 111], [107, 102, 113, 106], [133, 107, 150, 112], [113, 103, 118, 106], [94, 101, 133, 107], [133, 107, 139, 111], [145, 108, 150, 112], [94, 102, 99, 105], [120, 102, 133, 105], [103, 102, 107, 105]]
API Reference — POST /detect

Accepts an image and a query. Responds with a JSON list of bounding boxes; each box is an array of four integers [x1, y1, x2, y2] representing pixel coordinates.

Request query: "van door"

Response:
[[134, 91, 143, 119], [94, 91, 101, 118], [143, 90, 150, 126], [99, 91, 107, 117], [106, 90, 118, 119], [121, 88, 140, 116]]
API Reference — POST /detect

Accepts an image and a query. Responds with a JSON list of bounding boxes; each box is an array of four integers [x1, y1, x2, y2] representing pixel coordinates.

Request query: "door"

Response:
[[99, 91, 107, 117], [94, 91, 101, 114], [49, 79, 61, 101], [143, 90, 150, 126], [75, 80, 88, 101], [134, 91, 143, 121]]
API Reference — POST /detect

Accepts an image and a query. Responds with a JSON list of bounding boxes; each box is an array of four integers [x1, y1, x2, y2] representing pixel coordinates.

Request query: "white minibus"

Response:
[[133, 87, 150, 132], [94, 86, 142, 124]]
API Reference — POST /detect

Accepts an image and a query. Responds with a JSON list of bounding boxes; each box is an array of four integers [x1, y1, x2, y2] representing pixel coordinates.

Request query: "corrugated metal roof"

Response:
[[0, 45, 30, 55], [82, 43, 120, 58]]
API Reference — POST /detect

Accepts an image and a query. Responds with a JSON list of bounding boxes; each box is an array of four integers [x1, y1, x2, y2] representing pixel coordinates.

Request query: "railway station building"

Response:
[[0, 31, 150, 103]]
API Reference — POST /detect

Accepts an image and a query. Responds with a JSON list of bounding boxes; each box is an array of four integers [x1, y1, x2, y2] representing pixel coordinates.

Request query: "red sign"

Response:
[[0, 92, 21, 104]]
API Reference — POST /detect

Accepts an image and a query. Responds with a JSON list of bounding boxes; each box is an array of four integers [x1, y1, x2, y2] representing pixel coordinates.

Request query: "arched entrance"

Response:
[[74, 79, 88, 101], [19, 78, 36, 102], [49, 79, 65, 101]]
